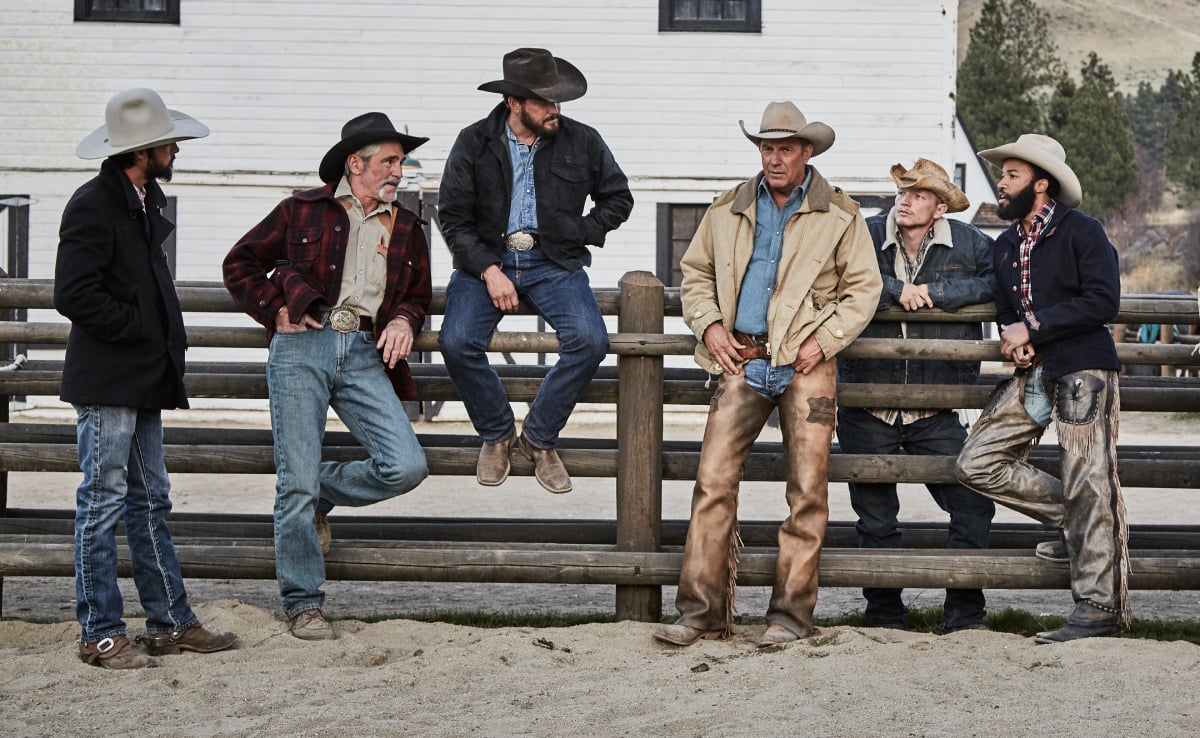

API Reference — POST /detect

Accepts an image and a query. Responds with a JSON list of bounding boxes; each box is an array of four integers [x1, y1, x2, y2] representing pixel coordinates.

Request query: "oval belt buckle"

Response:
[[506, 232, 535, 251], [328, 306, 360, 333]]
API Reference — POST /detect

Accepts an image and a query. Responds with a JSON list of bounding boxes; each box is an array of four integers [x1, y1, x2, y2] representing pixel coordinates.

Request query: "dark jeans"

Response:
[[838, 407, 995, 631]]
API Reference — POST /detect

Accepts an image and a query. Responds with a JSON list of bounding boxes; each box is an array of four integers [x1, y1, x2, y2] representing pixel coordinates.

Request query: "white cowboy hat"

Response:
[[76, 88, 209, 160], [977, 133, 1083, 209], [740, 101, 835, 156]]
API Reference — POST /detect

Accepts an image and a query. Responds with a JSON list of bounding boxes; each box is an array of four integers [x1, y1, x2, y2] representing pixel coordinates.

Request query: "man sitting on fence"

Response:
[[437, 48, 634, 494], [836, 159, 997, 633], [56, 88, 238, 668], [653, 101, 881, 648], [954, 134, 1129, 643], [223, 113, 432, 640]]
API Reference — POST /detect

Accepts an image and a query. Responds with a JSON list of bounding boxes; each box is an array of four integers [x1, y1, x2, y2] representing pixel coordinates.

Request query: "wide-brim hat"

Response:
[[978, 133, 1082, 209], [318, 112, 429, 184], [478, 47, 587, 103], [76, 88, 209, 160], [739, 101, 835, 156], [890, 158, 970, 213]]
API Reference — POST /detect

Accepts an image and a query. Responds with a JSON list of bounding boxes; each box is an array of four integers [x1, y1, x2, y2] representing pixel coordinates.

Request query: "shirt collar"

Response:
[[335, 176, 391, 216], [756, 167, 812, 209]]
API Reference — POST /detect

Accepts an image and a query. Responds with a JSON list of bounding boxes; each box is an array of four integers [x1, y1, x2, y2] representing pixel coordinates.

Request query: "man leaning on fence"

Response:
[[223, 113, 431, 640], [437, 48, 633, 494], [55, 88, 237, 669], [653, 101, 881, 648], [954, 134, 1130, 644], [836, 159, 997, 633]]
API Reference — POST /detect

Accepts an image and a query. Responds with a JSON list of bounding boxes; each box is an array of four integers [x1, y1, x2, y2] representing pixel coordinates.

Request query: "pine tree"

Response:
[[1124, 70, 1185, 161], [1166, 52, 1200, 202], [1047, 53, 1138, 217], [957, 0, 1063, 152]]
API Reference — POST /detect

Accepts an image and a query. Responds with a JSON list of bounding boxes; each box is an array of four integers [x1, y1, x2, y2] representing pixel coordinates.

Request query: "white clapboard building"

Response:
[[0, 0, 993, 416]]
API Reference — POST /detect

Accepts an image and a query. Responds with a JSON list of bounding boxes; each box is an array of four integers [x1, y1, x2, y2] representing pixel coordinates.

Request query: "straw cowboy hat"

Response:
[[318, 112, 429, 184], [740, 101, 835, 156], [76, 88, 209, 160], [890, 158, 970, 213], [478, 47, 587, 103], [978, 133, 1083, 209]]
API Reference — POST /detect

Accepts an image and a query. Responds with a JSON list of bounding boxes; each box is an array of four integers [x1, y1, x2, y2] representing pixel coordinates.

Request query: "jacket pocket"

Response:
[[1054, 371, 1106, 425], [286, 226, 323, 267]]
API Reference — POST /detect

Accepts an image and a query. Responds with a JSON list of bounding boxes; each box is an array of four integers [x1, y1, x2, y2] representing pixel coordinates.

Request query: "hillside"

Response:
[[958, 0, 1200, 90]]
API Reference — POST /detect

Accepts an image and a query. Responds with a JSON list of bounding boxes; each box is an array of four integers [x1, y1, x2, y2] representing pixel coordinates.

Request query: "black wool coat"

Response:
[[54, 158, 188, 409]]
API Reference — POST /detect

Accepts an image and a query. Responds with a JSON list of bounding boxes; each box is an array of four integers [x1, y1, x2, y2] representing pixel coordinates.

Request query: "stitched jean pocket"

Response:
[[1054, 371, 1106, 425]]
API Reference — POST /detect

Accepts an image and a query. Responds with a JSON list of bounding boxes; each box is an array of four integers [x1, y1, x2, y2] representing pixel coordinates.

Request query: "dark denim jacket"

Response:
[[838, 210, 995, 387], [438, 103, 633, 276]]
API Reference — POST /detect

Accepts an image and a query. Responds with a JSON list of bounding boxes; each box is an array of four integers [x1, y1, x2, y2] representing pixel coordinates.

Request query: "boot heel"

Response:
[[143, 643, 181, 656]]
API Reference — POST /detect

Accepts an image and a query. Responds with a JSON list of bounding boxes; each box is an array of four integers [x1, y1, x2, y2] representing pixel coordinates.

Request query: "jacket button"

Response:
[[834, 329, 844, 338], [301, 237, 308, 243], [1012, 262, 1018, 268], [335, 226, 342, 232], [331, 264, 338, 270], [1012, 286, 1018, 292], [258, 300, 266, 307]]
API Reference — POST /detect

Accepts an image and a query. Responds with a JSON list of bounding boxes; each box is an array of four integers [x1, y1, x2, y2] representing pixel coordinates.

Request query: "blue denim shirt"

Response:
[[505, 123, 539, 235], [734, 169, 811, 335]]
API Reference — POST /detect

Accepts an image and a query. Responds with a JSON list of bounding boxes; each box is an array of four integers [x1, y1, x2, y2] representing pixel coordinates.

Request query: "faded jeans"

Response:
[[268, 326, 428, 618], [73, 404, 197, 643]]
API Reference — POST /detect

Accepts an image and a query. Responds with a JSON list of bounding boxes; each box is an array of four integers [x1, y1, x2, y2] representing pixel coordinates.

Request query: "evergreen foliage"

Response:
[[1166, 52, 1200, 201], [1124, 70, 1185, 161]]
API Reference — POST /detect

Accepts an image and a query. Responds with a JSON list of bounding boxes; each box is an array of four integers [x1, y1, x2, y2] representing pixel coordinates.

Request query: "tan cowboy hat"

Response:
[[740, 101, 835, 156], [318, 112, 429, 184], [890, 158, 970, 213], [978, 133, 1082, 209], [76, 88, 209, 160], [478, 48, 587, 103]]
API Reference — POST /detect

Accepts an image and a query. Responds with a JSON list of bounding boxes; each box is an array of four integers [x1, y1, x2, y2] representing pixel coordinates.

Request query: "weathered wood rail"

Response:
[[2, 276, 1199, 621]]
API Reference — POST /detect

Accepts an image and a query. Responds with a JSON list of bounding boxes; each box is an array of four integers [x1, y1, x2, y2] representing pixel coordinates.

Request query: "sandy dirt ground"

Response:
[[1, 410, 1198, 736]]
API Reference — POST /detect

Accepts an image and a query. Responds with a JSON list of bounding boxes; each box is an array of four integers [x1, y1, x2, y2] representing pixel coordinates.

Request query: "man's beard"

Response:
[[378, 178, 401, 203], [996, 181, 1037, 220], [146, 157, 174, 183], [521, 107, 559, 138]]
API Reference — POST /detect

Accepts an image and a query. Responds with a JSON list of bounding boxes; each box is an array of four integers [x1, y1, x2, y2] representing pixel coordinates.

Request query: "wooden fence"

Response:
[[1, 275, 1199, 621]]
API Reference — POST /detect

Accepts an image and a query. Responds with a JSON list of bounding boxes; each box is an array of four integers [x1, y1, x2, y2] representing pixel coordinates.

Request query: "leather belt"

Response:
[[504, 231, 539, 251], [315, 306, 374, 333], [732, 331, 771, 361]]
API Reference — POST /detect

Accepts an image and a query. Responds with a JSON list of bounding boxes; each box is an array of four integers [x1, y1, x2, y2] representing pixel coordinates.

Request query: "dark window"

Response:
[[75, 0, 180, 24], [656, 203, 707, 287], [162, 196, 177, 275], [659, 0, 761, 32], [954, 163, 967, 191]]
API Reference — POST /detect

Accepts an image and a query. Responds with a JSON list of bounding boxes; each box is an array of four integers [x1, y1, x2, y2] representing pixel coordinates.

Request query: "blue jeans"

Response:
[[73, 404, 197, 643], [267, 326, 428, 617], [741, 359, 796, 399], [837, 407, 995, 631], [439, 248, 608, 448]]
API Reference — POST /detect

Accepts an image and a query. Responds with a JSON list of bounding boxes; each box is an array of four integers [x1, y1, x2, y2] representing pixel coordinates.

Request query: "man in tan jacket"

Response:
[[653, 101, 881, 648]]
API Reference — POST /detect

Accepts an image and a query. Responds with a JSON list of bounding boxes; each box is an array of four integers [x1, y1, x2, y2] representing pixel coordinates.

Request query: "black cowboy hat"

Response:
[[318, 112, 428, 184], [477, 48, 587, 103]]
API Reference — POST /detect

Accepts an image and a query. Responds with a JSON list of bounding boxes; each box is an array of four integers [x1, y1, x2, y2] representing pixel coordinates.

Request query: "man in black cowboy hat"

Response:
[[837, 158, 996, 634], [57, 88, 238, 668], [224, 113, 433, 640], [439, 47, 633, 494]]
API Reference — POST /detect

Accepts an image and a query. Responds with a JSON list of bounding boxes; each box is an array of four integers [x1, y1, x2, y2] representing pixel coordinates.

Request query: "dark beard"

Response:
[[146, 157, 174, 183], [996, 181, 1036, 220], [520, 107, 559, 138]]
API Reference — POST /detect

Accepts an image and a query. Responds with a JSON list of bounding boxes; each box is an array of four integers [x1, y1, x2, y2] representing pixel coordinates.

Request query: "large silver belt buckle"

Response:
[[328, 306, 360, 333], [505, 232, 535, 251]]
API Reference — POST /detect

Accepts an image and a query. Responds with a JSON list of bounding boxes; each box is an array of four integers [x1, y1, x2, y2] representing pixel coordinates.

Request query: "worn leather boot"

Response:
[[651, 623, 723, 646], [79, 634, 157, 669], [1033, 601, 1122, 644], [137, 624, 239, 655], [1034, 531, 1068, 564], [756, 623, 805, 648], [476, 429, 516, 486], [519, 433, 572, 494], [289, 608, 336, 641], [314, 512, 332, 555]]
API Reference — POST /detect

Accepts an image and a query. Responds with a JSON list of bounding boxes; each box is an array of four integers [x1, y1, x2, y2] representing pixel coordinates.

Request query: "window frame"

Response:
[[659, 0, 762, 33], [74, 0, 180, 25], [656, 203, 709, 288]]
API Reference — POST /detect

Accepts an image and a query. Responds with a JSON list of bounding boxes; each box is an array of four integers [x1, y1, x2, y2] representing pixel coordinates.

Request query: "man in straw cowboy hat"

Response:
[[654, 101, 881, 648], [438, 48, 633, 494], [954, 134, 1129, 643], [837, 159, 997, 633], [56, 88, 238, 668], [223, 112, 432, 640]]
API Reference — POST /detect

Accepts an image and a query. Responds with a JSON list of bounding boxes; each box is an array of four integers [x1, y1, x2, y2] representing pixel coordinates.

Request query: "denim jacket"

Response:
[[837, 209, 995, 387], [439, 103, 633, 277]]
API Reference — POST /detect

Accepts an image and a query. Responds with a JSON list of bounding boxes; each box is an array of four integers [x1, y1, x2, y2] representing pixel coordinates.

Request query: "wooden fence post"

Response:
[[615, 271, 665, 622]]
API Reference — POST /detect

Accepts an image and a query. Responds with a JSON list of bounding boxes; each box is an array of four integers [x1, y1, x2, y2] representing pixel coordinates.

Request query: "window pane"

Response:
[[93, 0, 166, 9], [673, 0, 698, 20]]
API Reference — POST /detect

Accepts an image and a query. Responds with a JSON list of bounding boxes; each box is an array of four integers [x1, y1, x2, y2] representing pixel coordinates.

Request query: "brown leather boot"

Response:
[[476, 429, 516, 486], [519, 433, 572, 494], [137, 624, 239, 655], [315, 512, 332, 555], [79, 634, 157, 669]]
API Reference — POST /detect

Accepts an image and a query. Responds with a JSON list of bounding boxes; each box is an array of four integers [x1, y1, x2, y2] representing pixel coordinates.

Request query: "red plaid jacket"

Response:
[[223, 182, 432, 399]]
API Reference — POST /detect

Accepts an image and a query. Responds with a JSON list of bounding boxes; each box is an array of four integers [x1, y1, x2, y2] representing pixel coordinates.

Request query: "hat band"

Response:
[[758, 127, 801, 134]]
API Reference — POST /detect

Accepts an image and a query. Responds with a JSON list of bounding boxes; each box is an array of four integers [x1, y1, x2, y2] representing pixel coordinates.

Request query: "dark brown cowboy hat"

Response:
[[477, 48, 587, 103], [318, 112, 428, 184]]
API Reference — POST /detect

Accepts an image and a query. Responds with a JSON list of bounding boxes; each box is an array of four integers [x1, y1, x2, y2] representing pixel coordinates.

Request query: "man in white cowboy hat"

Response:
[[654, 101, 881, 648], [438, 47, 633, 494], [837, 159, 997, 633], [954, 133, 1129, 643], [223, 112, 432, 640], [56, 87, 237, 668]]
